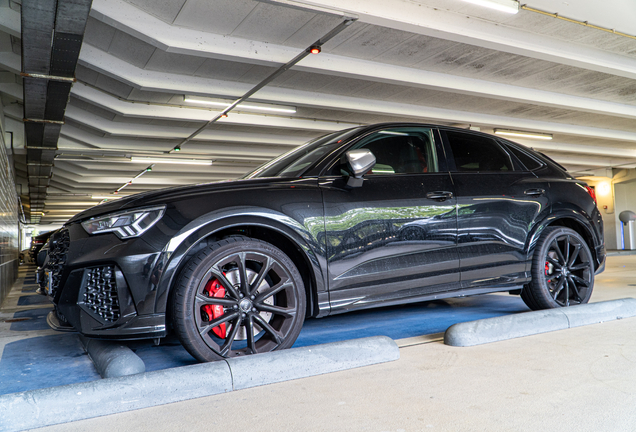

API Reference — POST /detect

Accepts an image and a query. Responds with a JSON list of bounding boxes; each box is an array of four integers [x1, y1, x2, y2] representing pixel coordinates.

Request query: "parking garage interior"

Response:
[[3, 0, 636, 430]]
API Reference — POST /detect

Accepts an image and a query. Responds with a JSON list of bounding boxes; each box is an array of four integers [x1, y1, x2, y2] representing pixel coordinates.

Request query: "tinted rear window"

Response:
[[445, 131, 513, 172], [505, 144, 544, 171]]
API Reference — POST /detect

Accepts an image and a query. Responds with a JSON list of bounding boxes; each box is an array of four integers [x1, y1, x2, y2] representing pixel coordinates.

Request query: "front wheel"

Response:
[[522, 227, 594, 310], [172, 236, 306, 362]]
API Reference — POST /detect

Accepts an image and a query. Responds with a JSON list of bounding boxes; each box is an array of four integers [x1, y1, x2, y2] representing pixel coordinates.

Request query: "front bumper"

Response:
[[47, 224, 170, 339]]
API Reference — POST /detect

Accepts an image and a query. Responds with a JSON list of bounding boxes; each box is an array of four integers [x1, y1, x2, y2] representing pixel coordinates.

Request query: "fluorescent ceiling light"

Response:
[[130, 157, 213, 166], [378, 130, 409, 136], [184, 96, 297, 114], [494, 129, 553, 140], [43, 209, 91, 214], [91, 195, 124, 200], [45, 202, 97, 206], [41, 214, 78, 218], [265, 0, 355, 18], [460, 0, 519, 14]]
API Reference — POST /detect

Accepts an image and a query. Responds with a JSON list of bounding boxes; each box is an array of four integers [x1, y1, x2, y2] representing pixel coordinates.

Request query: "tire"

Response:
[[522, 226, 594, 310], [172, 236, 306, 362]]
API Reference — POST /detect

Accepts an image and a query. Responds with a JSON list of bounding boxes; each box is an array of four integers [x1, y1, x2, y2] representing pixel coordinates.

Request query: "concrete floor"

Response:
[[0, 267, 102, 395], [26, 255, 636, 432], [0, 265, 528, 396]]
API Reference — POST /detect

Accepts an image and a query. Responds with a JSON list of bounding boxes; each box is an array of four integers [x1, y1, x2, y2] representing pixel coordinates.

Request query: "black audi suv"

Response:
[[42, 123, 605, 362]]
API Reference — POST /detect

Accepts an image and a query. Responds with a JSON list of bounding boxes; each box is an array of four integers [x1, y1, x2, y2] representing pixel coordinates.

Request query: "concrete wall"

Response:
[[584, 177, 615, 250], [613, 173, 636, 251], [586, 169, 636, 251], [0, 97, 20, 305], [613, 183, 630, 250]]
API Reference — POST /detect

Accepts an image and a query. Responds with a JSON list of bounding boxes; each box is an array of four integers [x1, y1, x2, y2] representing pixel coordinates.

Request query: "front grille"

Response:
[[83, 266, 121, 322], [47, 229, 70, 297]]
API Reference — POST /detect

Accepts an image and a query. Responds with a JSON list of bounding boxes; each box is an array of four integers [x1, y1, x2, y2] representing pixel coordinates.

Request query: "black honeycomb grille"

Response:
[[47, 229, 69, 297], [83, 266, 121, 322]]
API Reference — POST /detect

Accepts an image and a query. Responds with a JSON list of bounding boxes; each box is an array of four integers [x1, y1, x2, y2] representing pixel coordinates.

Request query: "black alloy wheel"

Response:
[[172, 236, 306, 362], [522, 226, 594, 310]]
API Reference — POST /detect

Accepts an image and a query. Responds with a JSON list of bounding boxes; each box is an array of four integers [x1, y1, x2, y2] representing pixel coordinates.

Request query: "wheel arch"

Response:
[[153, 208, 326, 323], [213, 224, 321, 319], [527, 210, 601, 270]]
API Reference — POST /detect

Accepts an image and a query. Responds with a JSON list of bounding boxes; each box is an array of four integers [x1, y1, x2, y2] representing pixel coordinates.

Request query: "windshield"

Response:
[[243, 127, 362, 179]]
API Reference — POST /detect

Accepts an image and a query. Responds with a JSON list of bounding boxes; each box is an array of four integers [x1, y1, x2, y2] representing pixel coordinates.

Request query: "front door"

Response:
[[319, 126, 459, 313]]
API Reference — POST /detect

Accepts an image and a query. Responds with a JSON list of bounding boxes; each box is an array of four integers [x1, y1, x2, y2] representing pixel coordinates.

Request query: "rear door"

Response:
[[441, 129, 549, 289], [319, 126, 460, 312]]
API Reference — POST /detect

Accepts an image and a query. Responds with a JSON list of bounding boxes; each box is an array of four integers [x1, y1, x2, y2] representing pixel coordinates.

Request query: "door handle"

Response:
[[524, 188, 545, 197], [426, 191, 454, 201]]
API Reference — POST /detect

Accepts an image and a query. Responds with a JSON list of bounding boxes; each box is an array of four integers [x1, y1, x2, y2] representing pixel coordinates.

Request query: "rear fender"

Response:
[[526, 205, 603, 270]]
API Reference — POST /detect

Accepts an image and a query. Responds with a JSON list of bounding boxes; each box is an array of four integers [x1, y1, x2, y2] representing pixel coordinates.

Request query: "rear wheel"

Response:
[[522, 227, 594, 310], [172, 236, 306, 362]]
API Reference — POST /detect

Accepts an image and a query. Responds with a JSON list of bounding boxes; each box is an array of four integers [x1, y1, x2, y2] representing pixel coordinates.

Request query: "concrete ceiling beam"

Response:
[[91, 0, 636, 83], [64, 105, 351, 139], [67, 77, 636, 144], [52, 160, 251, 176], [0, 5, 21, 38], [75, 53, 636, 124], [62, 116, 306, 147], [50, 170, 220, 186], [519, 140, 636, 159], [0, 82, 22, 101], [268, 0, 636, 80], [540, 153, 636, 168], [0, 52, 21, 75], [70, 83, 361, 132], [57, 137, 278, 163]]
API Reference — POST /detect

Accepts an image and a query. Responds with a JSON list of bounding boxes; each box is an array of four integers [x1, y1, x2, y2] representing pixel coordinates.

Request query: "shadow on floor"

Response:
[[294, 294, 529, 347], [0, 292, 528, 395], [126, 294, 529, 368]]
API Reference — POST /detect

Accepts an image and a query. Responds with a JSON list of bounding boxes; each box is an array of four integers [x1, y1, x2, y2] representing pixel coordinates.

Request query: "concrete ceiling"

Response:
[[1, 0, 636, 226]]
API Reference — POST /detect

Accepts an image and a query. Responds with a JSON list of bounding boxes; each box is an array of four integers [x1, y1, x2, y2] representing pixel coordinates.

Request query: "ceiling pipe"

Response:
[[169, 17, 357, 153]]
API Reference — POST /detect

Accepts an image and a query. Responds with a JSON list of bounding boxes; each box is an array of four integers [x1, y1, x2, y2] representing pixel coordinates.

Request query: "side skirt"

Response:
[[326, 285, 524, 316]]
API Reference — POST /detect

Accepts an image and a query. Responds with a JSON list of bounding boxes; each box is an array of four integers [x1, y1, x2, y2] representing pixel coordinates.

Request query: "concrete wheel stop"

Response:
[[444, 298, 636, 347], [79, 336, 146, 378], [0, 336, 399, 432]]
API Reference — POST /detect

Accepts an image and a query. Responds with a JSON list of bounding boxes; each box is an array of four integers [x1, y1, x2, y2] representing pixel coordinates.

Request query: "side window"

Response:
[[445, 131, 513, 172], [503, 143, 544, 171], [351, 128, 439, 175]]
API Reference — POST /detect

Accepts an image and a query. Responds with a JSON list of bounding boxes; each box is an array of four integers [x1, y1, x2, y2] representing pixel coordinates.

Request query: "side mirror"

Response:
[[345, 149, 376, 187]]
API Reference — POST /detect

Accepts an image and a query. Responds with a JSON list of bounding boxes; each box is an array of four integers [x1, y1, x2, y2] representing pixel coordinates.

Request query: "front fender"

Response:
[[150, 206, 327, 316]]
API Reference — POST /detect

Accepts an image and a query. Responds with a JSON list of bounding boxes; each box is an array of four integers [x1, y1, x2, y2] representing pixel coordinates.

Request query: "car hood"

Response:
[[66, 177, 304, 223]]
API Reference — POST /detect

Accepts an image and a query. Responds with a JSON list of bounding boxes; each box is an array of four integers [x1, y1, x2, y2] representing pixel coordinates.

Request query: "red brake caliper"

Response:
[[203, 279, 226, 338], [545, 262, 551, 283]]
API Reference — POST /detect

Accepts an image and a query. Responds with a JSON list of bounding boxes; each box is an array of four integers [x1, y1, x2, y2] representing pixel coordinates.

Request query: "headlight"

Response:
[[81, 205, 166, 239]]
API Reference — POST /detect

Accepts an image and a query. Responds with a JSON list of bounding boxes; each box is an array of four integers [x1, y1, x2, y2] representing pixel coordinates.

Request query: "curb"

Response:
[[0, 336, 399, 432], [444, 298, 636, 347]]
